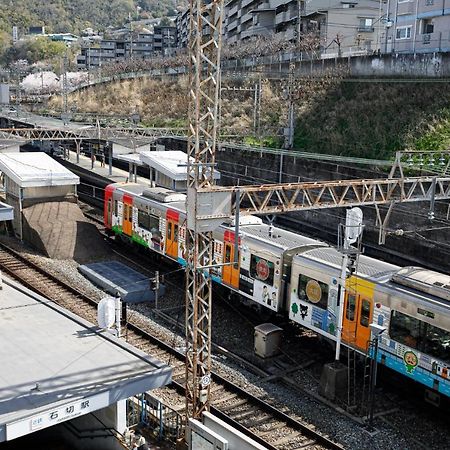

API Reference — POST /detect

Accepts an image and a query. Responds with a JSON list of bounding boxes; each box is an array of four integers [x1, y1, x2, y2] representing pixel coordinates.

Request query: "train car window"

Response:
[[167, 222, 173, 240], [174, 224, 179, 241], [138, 210, 151, 230], [149, 214, 159, 230], [298, 274, 329, 310], [359, 298, 371, 327], [114, 200, 118, 216], [423, 325, 450, 364], [107, 199, 111, 219], [346, 294, 356, 321], [224, 245, 231, 263], [250, 255, 275, 286], [391, 311, 450, 363], [390, 310, 424, 351]]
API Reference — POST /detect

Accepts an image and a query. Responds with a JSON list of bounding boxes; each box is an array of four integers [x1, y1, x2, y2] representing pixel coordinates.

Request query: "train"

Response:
[[104, 182, 450, 399]]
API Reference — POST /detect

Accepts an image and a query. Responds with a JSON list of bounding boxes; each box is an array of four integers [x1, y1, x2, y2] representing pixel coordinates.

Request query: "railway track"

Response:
[[0, 241, 342, 450]]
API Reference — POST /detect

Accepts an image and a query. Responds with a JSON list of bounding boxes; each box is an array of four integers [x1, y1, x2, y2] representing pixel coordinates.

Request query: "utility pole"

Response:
[[253, 75, 262, 137], [152, 271, 160, 310], [61, 52, 69, 124], [87, 42, 91, 84], [284, 62, 295, 149], [129, 13, 133, 59], [297, 0, 302, 46]]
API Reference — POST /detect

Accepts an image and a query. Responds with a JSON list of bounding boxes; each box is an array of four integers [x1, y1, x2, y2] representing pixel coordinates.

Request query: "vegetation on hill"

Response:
[[0, 0, 178, 36], [48, 75, 450, 158], [0, 0, 181, 65], [294, 81, 450, 159]]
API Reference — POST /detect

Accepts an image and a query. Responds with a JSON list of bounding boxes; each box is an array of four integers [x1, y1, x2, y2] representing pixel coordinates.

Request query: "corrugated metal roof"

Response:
[[0, 152, 79, 187], [243, 224, 321, 249], [302, 247, 398, 278], [140, 151, 220, 181]]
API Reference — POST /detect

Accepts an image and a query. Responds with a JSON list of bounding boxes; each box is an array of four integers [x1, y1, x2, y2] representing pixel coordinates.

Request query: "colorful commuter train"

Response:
[[104, 182, 450, 398]]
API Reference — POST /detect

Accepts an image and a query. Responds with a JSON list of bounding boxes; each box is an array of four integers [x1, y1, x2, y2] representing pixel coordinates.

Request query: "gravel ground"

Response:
[[3, 234, 449, 450]]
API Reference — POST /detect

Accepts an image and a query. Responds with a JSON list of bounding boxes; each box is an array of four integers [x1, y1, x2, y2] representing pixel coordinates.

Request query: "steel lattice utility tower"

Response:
[[185, 0, 223, 420]]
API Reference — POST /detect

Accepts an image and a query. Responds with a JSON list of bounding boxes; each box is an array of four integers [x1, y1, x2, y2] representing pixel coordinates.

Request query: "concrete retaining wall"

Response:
[[159, 137, 450, 272]]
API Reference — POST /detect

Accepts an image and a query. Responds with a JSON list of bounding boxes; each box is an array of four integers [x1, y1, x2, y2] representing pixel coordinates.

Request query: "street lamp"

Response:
[[368, 323, 386, 431]]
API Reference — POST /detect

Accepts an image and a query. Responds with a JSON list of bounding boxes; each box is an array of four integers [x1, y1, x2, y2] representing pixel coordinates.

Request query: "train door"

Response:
[[165, 210, 179, 259], [342, 291, 358, 344], [222, 242, 240, 288], [354, 296, 373, 350], [104, 185, 114, 228], [122, 195, 133, 236], [342, 277, 374, 351]]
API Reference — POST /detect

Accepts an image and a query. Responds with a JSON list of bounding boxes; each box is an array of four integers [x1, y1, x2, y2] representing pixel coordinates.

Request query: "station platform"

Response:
[[0, 275, 172, 448], [62, 149, 150, 186]]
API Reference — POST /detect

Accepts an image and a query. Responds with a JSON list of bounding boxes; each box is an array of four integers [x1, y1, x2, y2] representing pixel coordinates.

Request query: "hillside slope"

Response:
[[51, 76, 450, 158], [295, 81, 450, 159], [0, 0, 178, 35]]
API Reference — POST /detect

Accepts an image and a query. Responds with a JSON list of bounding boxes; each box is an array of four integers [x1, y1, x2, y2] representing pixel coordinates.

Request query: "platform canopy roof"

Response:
[[115, 152, 145, 166], [140, 150, 220, 181], [0, 152, 79, 187], [0, 278, 172, 442], [0, 139, 24, 152]]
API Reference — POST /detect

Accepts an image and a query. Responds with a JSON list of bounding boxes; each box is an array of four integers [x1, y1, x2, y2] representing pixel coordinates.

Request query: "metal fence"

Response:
[[127, 393, 183, 444]]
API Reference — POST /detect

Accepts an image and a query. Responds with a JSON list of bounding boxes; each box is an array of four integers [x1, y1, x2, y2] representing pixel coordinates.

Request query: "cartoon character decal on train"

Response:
[[104, 182, 450, 398]]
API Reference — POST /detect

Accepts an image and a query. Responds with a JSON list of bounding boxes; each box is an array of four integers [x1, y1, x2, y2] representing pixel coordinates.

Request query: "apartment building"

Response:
[[224, 0, 301, 43], [305, 1, 384, 56], [177, 10, 189, 48], [77, 27, 177, 69], [177, 1, 385, 56], [383, 0, 450, 53]]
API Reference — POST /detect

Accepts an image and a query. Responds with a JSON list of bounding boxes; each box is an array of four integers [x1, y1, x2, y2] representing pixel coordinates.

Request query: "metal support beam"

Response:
[[0, 126, 186, 141], [198, 176, 450, 218], [375, 202, 395, 245], [185, 0, 223, 421]]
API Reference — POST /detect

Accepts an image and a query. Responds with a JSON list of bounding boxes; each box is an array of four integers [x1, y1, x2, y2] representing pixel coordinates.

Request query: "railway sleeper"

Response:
[[220, 398, 250, 411], [271, 432, 306, 447], [253, 421, 286, 436], [279, 437, 318, 449], [241, 414, 273, 428], [211, 392, 238, 405], [230, 408, 265, 422]]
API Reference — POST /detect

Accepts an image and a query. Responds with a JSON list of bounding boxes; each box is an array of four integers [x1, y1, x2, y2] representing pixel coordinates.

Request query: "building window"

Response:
[[358, 18, 374, 32], [425, 0, 434, 4], [422, 19, 434, 34], [389, 310, 450, 363], [396, 26, 412, 39], [298, 274, 329, 310]]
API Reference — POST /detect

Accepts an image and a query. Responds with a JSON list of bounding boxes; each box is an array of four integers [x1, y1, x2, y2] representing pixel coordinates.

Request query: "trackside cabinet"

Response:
[[254, 323, 283, 358]]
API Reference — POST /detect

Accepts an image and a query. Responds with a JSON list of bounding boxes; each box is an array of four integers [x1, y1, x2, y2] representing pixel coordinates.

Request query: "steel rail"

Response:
[[0, 241, 341, 449]]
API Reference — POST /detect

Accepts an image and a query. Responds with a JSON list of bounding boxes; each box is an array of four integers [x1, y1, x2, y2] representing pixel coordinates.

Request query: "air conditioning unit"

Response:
[[423, 34, 431, 44]]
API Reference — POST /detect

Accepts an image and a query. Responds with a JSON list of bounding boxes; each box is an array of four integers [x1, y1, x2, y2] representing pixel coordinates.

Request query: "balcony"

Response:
[[275, 11, 289, 25], [397, 1, 414, 15], [229, 4, 239, 16], [228, 19, 239, 31], [242, 0, 257, 8], [100, 41, 117, 49], [241, 12, 253, 23], [241, 27, 272, 39]]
